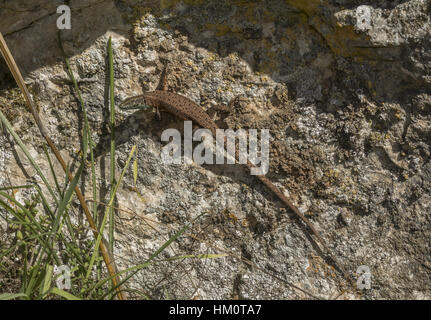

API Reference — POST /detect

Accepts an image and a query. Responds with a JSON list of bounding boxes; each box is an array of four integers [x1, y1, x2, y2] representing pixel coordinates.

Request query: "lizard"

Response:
[[119, 64, 352, 287]]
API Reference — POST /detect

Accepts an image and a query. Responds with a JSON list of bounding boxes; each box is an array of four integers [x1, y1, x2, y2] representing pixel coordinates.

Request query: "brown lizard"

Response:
[[120, 65, 352, 286]]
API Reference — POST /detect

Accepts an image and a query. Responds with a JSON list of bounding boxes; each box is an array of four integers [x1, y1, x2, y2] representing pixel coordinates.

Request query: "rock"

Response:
[[0, 0, 430, 300]]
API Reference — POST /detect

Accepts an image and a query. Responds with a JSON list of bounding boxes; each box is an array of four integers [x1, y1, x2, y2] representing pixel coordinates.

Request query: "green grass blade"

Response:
[[0, 194, 60, 264], [95, 212, 205, 299], [42, 144, 63, 196], [51, 160, 85, 239], [0, 293, 28, 300], [24, 265, 42, 298], [85, 145, 136, 280], [0, 185, 34, 191], [58, 30, 96, 216], [108, 36, 116, 253], [0, 184, 54, 220], [58, 31, 103, 284], [0, 110, 58, 205], [58, 31, 125, 299], [41, 265, 54, 297], [50, 287, 81, 300]]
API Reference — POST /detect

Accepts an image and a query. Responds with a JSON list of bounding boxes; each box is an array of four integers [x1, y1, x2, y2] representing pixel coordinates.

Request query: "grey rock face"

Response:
[[0, 0, 430, 299]]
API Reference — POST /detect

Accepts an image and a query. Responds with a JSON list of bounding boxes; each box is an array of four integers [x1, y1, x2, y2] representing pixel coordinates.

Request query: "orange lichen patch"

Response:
[[241, 218, 249, 227], [307, 254, 338, 279], [222, 209, 240, 224], [394, 111, 403, 119]]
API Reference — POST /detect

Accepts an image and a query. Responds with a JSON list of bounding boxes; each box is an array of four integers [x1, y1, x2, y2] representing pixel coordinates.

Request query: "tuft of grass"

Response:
[[0, 33, 212, 300], [0, 31, 125, 299]]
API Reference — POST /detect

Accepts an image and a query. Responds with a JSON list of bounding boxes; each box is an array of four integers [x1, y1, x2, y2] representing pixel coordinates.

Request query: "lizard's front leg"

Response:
[[207, 95, 241, 119]]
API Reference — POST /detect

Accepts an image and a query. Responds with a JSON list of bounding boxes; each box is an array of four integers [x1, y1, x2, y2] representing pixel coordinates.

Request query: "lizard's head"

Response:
[[119, 95, 150, 111], [119, 103, 150, 111], [119, 96, 150, 110]]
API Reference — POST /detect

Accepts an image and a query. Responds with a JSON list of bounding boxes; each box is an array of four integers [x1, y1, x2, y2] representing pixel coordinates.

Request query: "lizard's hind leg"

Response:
[[157, 61, 169, 91]]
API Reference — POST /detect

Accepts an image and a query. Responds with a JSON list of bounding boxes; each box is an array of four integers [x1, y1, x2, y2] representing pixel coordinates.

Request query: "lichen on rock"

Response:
[[0, 0, 430, 299]]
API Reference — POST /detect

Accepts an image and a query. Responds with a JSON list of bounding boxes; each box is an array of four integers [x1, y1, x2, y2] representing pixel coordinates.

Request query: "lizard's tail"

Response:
[[254, 172, 352, 284]]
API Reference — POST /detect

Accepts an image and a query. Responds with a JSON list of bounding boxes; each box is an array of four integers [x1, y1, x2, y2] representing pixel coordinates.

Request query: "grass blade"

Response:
[[0, 293, 28, 300], [96, 211, 205, 299], [57, 31, 124, 299], [85, 145, 136, 280], [51, 160, 85, 239], [41, 265, 54, 297], [108, 36, 116, 253], [0, 111, 58, 205], [50, 287, 81, 300]]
